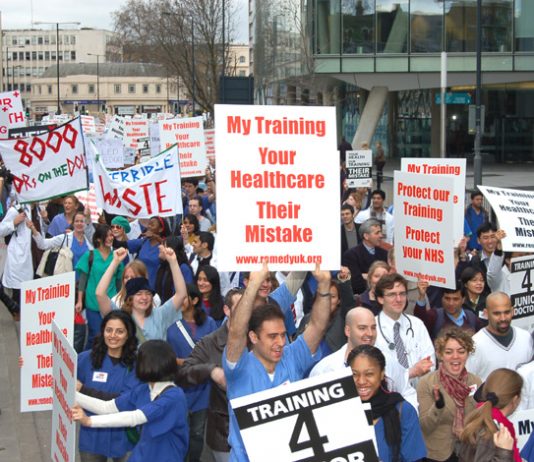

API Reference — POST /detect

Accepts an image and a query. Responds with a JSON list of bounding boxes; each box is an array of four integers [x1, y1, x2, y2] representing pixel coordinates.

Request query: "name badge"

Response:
[[93, 371, 108, 383]]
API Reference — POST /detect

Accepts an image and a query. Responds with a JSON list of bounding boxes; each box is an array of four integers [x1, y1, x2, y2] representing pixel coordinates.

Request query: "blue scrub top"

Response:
[[115, 383, 189, 462], [127, 238, 161, 290], [77, 352, 141, 458]]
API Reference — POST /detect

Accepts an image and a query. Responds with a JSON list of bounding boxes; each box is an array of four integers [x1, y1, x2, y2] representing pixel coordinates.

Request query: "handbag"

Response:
[[36, 234, 74, 277]]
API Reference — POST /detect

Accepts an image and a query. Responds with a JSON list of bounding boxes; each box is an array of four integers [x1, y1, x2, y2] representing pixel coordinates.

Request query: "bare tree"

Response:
[[112, 0, 235, 113]]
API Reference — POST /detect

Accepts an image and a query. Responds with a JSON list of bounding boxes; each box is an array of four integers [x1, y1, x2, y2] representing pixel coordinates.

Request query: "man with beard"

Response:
[[466, 291, 533, 381]]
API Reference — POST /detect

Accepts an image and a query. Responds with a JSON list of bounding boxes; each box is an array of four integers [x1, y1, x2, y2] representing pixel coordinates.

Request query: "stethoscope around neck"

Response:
[[377, 312, 415, 350]]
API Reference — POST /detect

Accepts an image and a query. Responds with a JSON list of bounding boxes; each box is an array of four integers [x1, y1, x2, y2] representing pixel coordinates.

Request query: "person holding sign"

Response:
[[72, 339, 189, 462], [223, 262, 331, 461], [96, 246, 187, 342], [348, 344, 426, 462], [77, 311, 140, 462]]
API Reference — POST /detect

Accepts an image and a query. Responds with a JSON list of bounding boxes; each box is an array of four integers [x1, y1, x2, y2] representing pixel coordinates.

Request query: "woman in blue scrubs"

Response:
[[77, 310, 139, 462], [348, 345, 427, 462], [73, 340, 189, 462]]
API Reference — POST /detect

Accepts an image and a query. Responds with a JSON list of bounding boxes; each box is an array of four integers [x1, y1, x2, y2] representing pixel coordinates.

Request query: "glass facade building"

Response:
[[252, 0, 534, 161]]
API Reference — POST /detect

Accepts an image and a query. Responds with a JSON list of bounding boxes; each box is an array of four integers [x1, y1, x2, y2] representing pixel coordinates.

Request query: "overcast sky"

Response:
[[1, 0, 249, 42]]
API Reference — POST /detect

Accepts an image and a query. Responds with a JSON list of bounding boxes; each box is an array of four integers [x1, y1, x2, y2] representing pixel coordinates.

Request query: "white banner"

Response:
[[20, 272, 75, 412], [215, 104, 340, 271], [0, 90, 26, 136], [478, 185, 534, 252], [159, 116, 208, 178], [510, 408, 534, 451], [394, 171, 456, 288], [0, 118, 88, 203], [51, 321, 77, 462], [510, 255, 534, 332], [231, 370, 378, 462], [123, 118, 149, 149], [401, 158, 466, 242], [94, 145, 182, 218], [346, 150, 372, 188]]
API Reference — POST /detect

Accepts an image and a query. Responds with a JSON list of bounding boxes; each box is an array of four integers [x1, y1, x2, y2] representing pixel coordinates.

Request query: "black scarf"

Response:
[[368, 387, 404, 462]]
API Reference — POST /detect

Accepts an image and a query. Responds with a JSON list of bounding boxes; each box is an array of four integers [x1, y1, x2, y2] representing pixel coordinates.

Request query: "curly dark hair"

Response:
[[91, 311, 138, 370]]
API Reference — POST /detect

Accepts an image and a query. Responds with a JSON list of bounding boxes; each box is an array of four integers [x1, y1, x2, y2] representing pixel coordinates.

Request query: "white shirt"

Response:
[[467, 327, 533, 381], [309, 343, 419, 410], [355, 208, 394, 244], [375, 312, 436, 386], [517, 360, 534, 411]]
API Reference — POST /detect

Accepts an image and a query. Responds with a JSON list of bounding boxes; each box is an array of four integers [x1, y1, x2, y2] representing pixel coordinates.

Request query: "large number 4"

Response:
[[289, 411, 329, 456], [522, 270, 533, 292]]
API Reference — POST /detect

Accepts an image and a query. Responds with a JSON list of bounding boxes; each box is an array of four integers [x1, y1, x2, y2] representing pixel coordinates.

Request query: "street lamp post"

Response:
[[88, 53, 105, 113], [473, 0, 483, 188], [34, 21, 81, 114], [191, 16, 196, 115]]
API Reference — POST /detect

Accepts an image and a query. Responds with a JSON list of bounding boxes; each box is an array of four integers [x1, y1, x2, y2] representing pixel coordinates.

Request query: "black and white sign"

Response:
[[510, 408, 534, 450], [231, 370, 378, 462], [511, 255, 534, 332], [346, 150, 372, 188]]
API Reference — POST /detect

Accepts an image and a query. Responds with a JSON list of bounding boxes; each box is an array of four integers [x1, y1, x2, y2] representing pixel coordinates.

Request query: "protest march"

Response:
[[2, 88, 534, 462]]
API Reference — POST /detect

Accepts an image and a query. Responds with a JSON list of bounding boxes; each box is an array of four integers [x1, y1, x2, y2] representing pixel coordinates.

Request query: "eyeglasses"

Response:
[[111, 225, 123, 230], [383, 291, 407, 299]]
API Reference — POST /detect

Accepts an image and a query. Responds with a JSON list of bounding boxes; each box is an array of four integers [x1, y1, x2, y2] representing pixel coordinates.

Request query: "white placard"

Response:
[[0, 90, 26, 135], [478, 185, 534, 252], [94, 145, 182, 218], [159, 116, 208, 178], [20, 272, 75, 412], [80, 115, 96, 134], [510, 255, 534, 332], [401, 158, 466, 242], [96, 138, 125, 168], [123, 118, 149, 149], [106, 115, 125, 140], [204, 128, 215, 162], [215, 104, 340, 271], [230, 370, 378, 462], [0, 118, 89, 203], [346, 150, 372, 188], [394, 171, 456, 288], [149, 122, 161, 158], [51, 321, 77, 462], [510, 408, 534, 451]]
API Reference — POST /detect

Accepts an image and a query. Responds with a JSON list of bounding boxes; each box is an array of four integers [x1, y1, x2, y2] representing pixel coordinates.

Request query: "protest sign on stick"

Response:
[[0, 90, 26, 136], [394, 171, 456, 288], [20, 272, 75, 412], [510, 255, 534, 332], [94, 145, 182, 218], [215, 104, 339, 271], [230, 370, 379, 462], [346, 150, 372, 188], [51, 321, 77, 462], [0, 118, 88, 203], [401, 158, 466, 242], [478, 185, 534, 252]]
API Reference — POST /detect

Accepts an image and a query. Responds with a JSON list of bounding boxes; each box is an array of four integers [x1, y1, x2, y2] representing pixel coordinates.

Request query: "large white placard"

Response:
[[478, 185, 534, 252], [230, 370, 379, 462], [0, 90, 26, 135], [510, 255, 534, 332], [510, 408, 534, 451], [159, 116, 208, 178], [51, 321, 77, 462], [0, 118, 89, 203], [95, 138, 125, 168], [94, 145, 182, 218], [215, 104, 339, 271], [401, 158, 466, 242], [20, 272, 75, 412], [346, 150, 372, 188], [394, 171, 456, 288]]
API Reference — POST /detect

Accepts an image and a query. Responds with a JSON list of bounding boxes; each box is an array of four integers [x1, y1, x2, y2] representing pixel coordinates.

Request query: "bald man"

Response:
[[309, 307, 418, 409], [467, 291, 533, 381]]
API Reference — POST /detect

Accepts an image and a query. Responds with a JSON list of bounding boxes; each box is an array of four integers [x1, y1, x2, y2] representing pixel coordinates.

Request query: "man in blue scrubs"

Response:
[[223, 263, 332, 461]]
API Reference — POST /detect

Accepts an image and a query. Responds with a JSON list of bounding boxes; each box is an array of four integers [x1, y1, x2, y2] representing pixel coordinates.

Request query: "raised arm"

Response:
[[160, 245, 187, 311], [96, 248, 128, 316], [302, 265, 332, 354], [226, 262, 270, 363]]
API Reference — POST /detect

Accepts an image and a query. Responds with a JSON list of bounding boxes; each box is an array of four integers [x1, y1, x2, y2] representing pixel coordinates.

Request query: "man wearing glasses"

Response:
[[374, 273, 435, 385]]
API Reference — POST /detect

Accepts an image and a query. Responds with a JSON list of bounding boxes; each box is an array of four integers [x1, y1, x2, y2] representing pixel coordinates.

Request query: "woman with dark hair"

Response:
[[348, 344, 426, 462], [156, 236, 194, 303], [196, 265, 225, 324], [76, 311, 140, 462], [96, 246, 187, 342], [117, 216, 170, 290], [417, 328, 481, 462], [166, 284, 218, 461], [457, 368, 522, 462], [181, 213, 200, 259], [460, 267, 487, 319], [72, 340, 189, 461], [76, 224, 124, 350]]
